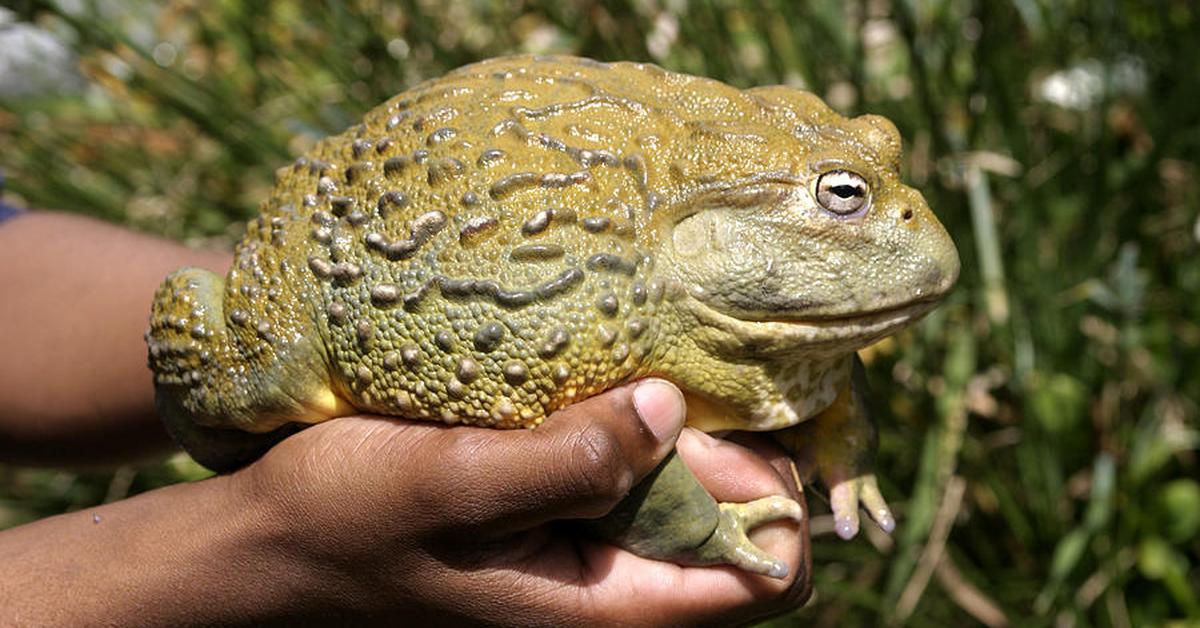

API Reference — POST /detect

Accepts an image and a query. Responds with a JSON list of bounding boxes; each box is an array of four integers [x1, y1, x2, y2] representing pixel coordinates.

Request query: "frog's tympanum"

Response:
[[148, 55, 958, 579]]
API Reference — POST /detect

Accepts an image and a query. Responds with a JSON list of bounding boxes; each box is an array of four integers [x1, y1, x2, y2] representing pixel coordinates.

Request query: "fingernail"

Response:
[[633, 379, 685, 444]]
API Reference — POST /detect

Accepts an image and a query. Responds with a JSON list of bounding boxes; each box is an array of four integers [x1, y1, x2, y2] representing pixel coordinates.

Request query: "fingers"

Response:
[[421, 379, 686, 534], [676, 430, 794, 501]]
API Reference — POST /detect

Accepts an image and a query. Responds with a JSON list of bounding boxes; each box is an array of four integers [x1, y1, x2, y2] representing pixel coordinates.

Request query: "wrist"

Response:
[[223, 458, 391, 622], [184, 471, 348, 624]]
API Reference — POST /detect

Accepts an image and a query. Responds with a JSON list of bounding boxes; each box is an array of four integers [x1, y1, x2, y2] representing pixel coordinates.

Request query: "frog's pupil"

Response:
[[831, 184, 862, 199]]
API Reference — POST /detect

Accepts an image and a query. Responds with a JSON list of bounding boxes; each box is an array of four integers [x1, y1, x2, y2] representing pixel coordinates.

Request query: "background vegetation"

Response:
[[2, 0, 1197, 625]]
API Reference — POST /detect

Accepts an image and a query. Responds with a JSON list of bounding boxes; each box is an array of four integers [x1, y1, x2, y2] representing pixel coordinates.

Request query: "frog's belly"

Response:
[[683, 354, 853, 432]]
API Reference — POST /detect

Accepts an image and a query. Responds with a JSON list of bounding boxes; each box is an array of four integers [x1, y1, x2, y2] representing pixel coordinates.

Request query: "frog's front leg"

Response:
[[582, 450, 803, 578], [775, 355, 894, 539]]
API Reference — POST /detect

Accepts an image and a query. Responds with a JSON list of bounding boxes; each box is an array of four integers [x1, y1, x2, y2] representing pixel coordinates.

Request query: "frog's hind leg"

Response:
[[157, 397, 304, 473], [148, 267, 353, 471], [582, 451, 803, 578]]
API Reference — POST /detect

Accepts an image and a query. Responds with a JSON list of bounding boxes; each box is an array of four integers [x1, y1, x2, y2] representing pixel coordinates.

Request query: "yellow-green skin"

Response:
[[147, 55, 959, 576]]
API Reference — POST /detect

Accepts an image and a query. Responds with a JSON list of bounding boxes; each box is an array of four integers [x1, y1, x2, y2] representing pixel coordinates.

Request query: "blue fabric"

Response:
[[0, 200, 22, 224], [0, 171, 21, 224]]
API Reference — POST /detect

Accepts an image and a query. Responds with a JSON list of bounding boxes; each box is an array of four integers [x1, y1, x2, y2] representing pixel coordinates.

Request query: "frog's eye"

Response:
[[815, 170, 870, 216]]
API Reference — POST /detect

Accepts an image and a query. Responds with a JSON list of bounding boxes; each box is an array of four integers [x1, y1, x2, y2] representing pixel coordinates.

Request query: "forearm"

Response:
[[0, 475, 314, 626], [0, 211, 231, 465]]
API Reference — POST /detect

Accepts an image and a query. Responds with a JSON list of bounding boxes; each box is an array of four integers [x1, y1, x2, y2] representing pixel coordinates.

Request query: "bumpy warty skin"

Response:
[[147, 55, 959, 446]]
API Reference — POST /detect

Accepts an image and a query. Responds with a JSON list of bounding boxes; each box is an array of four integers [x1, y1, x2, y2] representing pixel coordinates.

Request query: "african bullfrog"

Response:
[[147, 55, 959, 578]]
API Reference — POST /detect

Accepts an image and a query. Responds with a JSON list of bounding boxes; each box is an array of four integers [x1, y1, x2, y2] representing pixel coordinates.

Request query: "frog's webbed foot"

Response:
[[583, 452, 803, 579], [696, 496, 804, 578]]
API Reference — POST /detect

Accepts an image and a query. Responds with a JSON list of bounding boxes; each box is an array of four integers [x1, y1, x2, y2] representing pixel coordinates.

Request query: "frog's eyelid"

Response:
[[809, 158, 848, 174], [808, 159, 882, 192]]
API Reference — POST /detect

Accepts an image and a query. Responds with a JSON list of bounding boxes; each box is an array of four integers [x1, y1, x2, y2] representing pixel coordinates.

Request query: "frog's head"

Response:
[[661, 105, 959, 358]]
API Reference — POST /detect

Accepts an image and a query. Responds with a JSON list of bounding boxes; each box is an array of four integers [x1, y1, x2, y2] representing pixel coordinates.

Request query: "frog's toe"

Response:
[[697, 496, 804, 579], [830, 474, 894, 539], [830, 480, 862, 539], [859, 476, 895, 533]]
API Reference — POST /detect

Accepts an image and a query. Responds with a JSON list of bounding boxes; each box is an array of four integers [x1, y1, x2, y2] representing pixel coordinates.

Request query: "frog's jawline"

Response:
[[758, 295, 944, 325], [683, 295, 939, 349]]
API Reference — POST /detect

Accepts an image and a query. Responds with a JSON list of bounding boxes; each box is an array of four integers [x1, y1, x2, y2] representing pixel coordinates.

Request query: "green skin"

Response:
[[148, 55, 959, 578], [583, 453, 803, 578]]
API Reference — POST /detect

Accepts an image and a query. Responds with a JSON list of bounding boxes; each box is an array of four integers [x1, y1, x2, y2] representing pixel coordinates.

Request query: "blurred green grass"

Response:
[[1, 0, 1197, 625]]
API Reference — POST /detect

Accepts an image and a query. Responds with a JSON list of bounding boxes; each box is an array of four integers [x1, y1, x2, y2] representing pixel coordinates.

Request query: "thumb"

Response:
[[424, 379, 687, 535]]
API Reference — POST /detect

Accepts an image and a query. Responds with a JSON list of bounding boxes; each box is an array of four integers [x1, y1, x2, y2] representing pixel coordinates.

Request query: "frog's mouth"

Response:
[[758, 294, 944, 325], [677, 290, 941, 357]]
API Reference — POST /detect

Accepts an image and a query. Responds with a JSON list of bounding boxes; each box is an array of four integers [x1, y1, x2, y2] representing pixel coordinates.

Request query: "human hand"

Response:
[[232, 379, 811, 626]]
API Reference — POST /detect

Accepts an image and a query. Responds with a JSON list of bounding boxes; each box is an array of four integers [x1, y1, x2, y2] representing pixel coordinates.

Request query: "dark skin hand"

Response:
[[0, 212, 811, 626]]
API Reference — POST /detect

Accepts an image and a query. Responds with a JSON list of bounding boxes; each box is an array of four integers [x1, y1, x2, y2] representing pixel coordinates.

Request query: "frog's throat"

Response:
[[680, 355, 852, 433]]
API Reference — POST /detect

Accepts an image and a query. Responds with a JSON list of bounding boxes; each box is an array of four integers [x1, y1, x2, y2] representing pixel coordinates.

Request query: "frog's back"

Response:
[[209, 56, 839, 429]]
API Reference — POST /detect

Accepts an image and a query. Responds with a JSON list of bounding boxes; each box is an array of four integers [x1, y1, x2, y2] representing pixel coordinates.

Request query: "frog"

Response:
[[146, 54, 959, 579]]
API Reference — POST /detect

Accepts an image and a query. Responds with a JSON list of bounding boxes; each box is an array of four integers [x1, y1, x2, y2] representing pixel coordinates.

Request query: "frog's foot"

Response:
[[694, 496, 805, 578], [583, 452, 803, 579], [829, 472, 894, 539]]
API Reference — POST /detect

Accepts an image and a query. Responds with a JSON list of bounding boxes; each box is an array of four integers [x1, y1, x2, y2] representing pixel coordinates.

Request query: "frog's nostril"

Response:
[[902, 209, 913, 221]]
